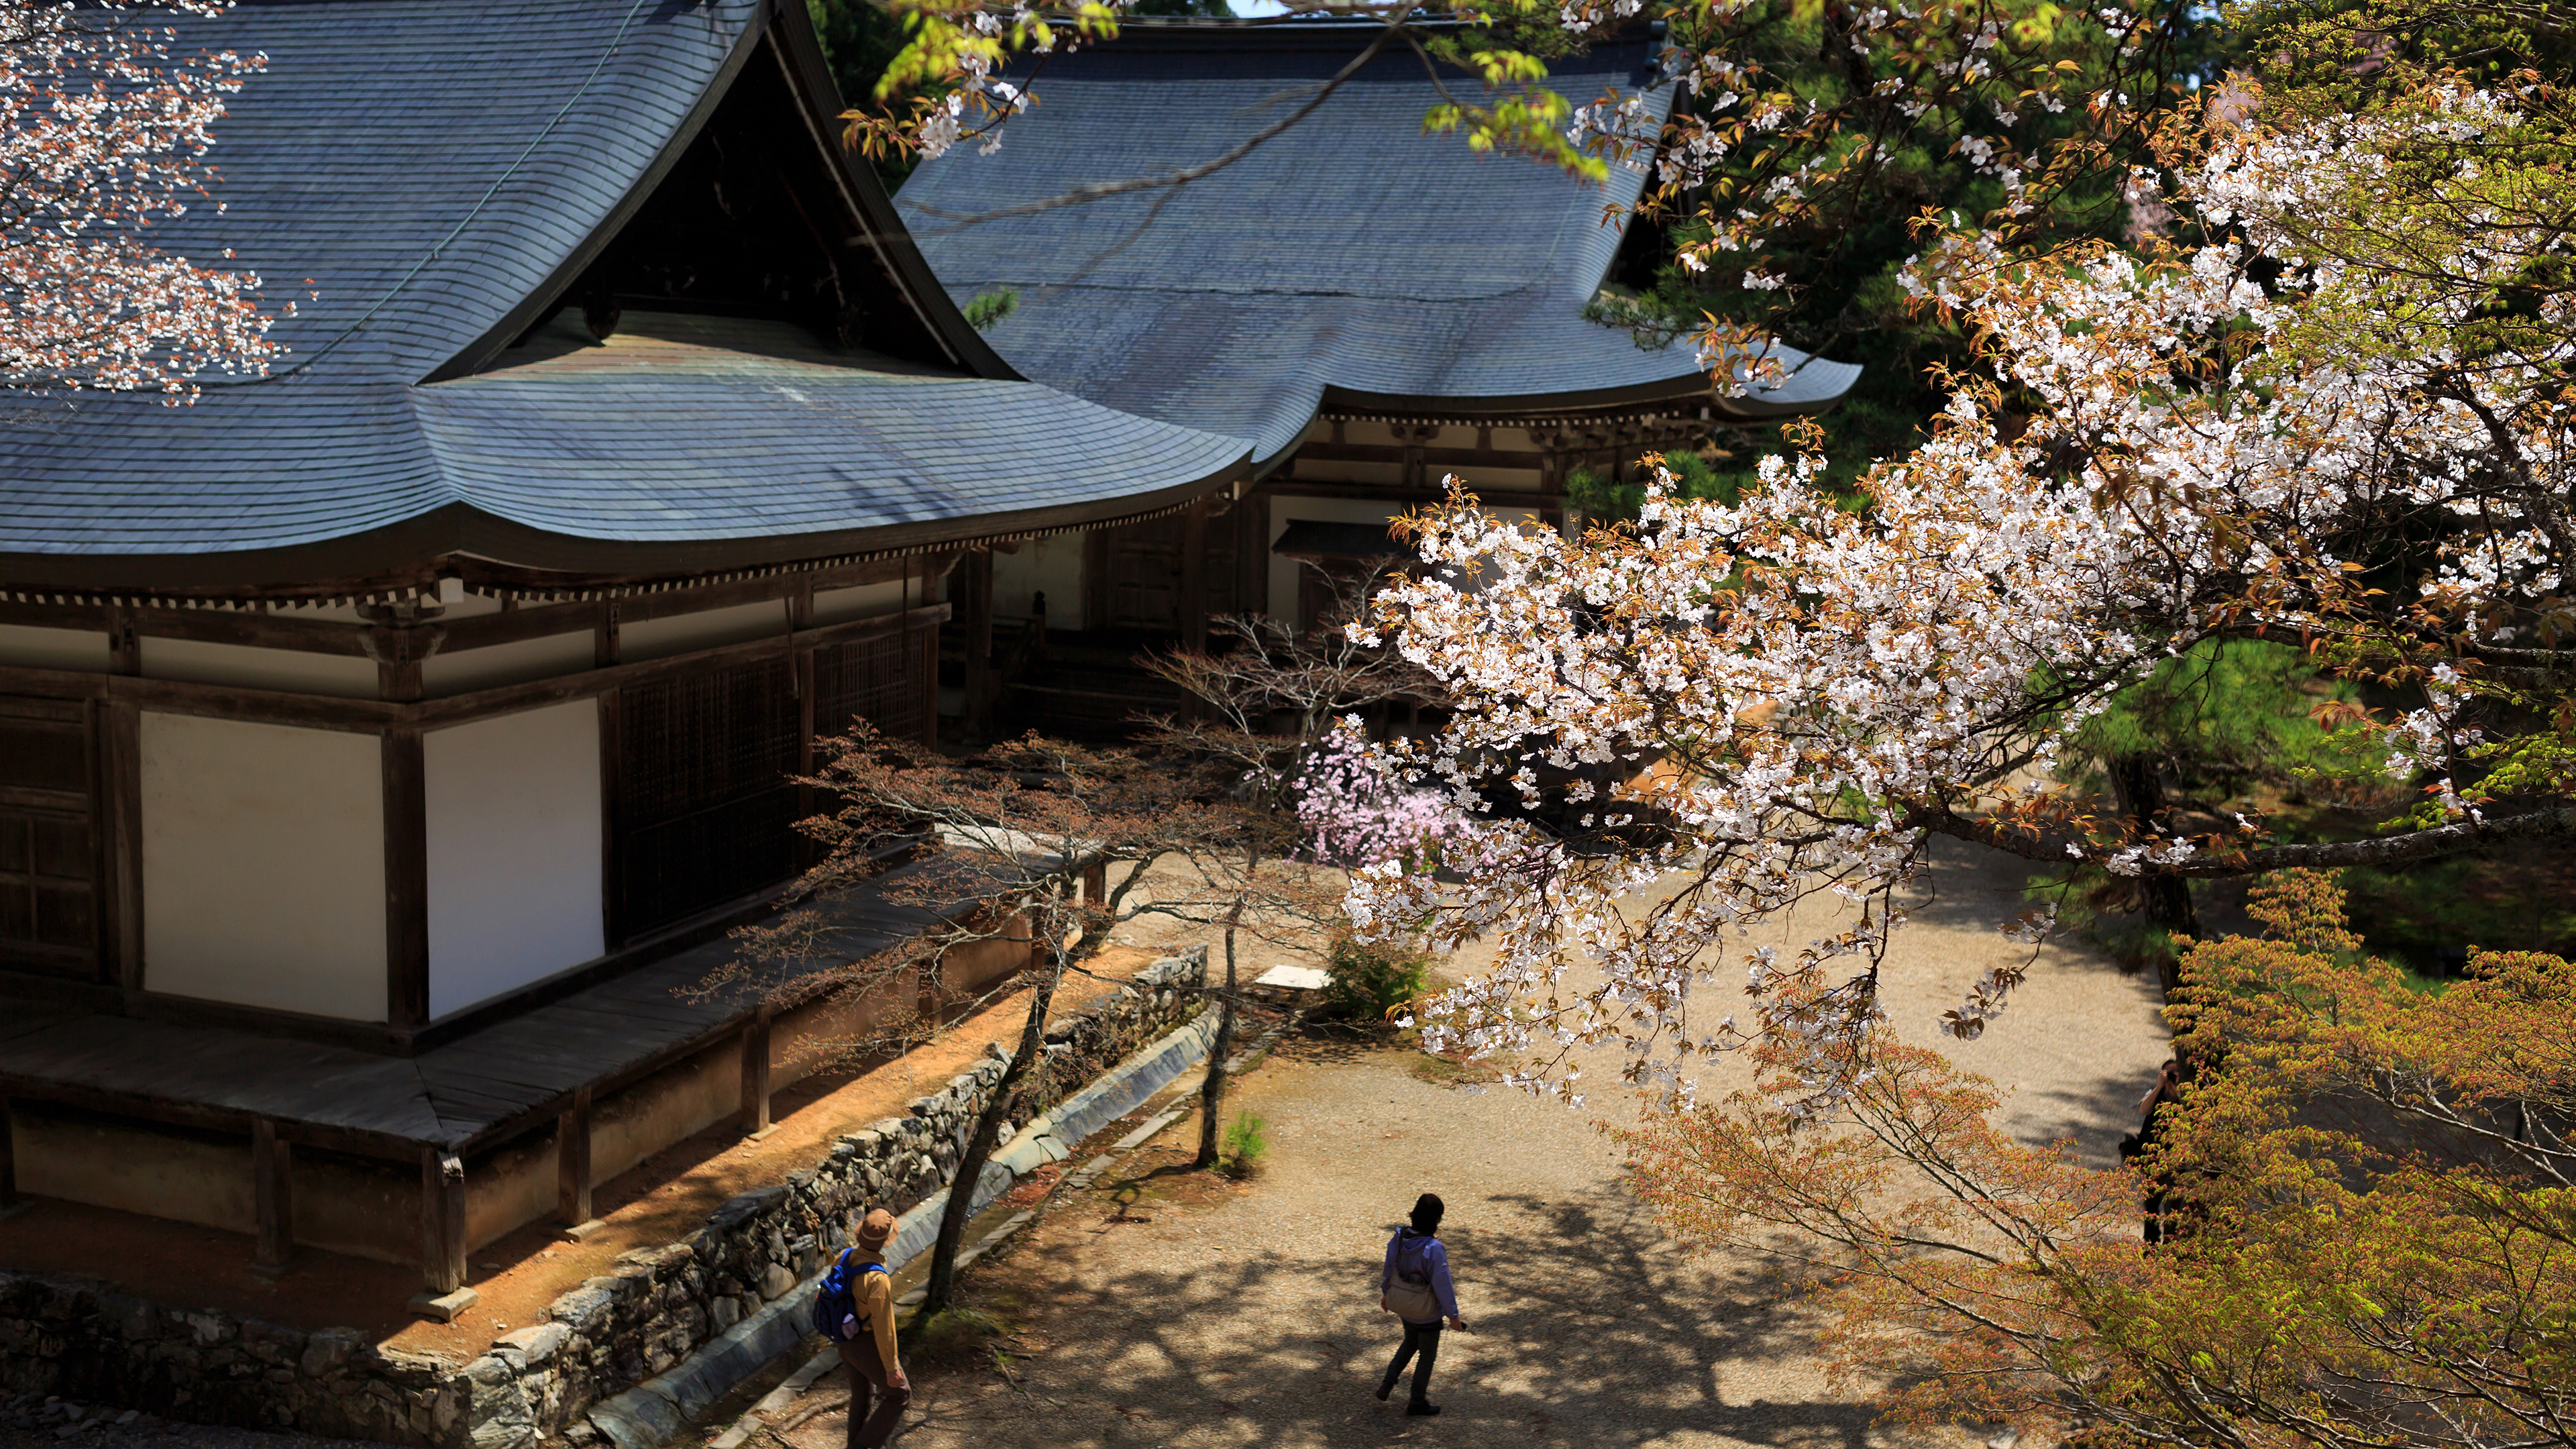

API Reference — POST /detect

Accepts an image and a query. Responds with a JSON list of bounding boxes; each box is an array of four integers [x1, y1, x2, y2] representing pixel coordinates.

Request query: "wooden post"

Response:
[[101, 699, 144, 991], [740, 1009, 773, 1138], [554, 1085, 601, 1239], [1, 1098, 15, 1200], [418, 1148, 469, 1300], [1179, 496, 1212, 654], [961, 549, 996, 743], [251, 1118, 293, 1274], [383, 728, 429, 1032], [598, 686, 623, 949], [1081, 857, 1108, 909], [1235, 488, 1270, 616]]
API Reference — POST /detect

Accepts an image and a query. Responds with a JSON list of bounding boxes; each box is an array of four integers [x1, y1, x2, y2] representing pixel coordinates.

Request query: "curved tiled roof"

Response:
[[0, 0, 1249, 586], [897, 25, 1860, 464]]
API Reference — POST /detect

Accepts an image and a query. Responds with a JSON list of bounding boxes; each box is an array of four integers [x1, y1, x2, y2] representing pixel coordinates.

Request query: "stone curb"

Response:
[[586, 1004, 1226, 1449]]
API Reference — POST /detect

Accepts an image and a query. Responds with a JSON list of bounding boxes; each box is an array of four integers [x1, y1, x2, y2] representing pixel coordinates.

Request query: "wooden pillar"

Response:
[[251, 1118, 293, 1273], [1235, 488, 1270, 616], [1, 1098, 15, 1200], [597, 686, 625, 949], [557, 1085, 596, 1233], [1179, 496, 1212, 654], [419, 1148, 468, 1296], [383, 728, 429, 1032], [101, 699, 144, 991], [961, 549, 996, 743], [1081, 857, 1108, 909], [740, 1009, 773, 1138]]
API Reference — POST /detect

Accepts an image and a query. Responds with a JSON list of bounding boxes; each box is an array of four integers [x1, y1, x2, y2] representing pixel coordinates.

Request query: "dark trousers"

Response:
[[1383, 1320, 1442, 1404], [836, 1341, 910, 1448]]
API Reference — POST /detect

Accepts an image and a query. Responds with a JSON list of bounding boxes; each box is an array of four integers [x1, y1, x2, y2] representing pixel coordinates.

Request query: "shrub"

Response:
[[1218, 1110, 1270, 1177], [1320, 932, 1432, 1024]]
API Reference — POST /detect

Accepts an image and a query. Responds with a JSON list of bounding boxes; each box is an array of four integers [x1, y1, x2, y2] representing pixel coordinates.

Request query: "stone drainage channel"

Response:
[[594, 1006, 1304, 1449]]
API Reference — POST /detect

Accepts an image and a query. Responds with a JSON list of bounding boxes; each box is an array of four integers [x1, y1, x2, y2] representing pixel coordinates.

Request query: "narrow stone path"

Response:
[[763, 840, 2169, 1449]]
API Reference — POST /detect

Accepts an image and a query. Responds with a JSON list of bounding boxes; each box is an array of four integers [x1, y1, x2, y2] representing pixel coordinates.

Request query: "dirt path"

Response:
[[760, 839, 2169, 1449]]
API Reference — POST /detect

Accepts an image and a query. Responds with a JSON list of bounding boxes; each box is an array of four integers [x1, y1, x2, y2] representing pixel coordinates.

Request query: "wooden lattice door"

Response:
[[0, 698, 99, 977], [612, 658, 800, 938]]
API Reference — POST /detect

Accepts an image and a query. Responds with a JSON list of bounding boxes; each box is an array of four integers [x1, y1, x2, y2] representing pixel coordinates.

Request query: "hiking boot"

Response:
[[1406, 1402, 1442, 1417], [1375, 1376, 1396, 1402]]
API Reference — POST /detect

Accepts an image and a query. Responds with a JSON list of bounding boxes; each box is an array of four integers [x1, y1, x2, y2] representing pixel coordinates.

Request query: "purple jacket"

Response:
[[1382, 1228, 1458, 1324]]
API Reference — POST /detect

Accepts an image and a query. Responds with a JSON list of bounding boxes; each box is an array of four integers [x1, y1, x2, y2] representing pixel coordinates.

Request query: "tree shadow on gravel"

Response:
[[886, 1181, 1915, 1449]]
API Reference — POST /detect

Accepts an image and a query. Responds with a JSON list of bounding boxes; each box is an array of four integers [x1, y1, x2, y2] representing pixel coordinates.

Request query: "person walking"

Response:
[[825, 1208, 910, 1448], [1377, 1192, 1466, 1416]]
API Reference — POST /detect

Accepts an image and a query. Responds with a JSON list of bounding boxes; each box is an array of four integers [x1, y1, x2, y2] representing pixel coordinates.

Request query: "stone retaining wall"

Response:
[[0, 949, 1207, 1449]]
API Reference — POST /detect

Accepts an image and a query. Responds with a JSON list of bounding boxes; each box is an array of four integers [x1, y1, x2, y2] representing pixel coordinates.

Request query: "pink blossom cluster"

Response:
[[1293, 723, 1463, 871]]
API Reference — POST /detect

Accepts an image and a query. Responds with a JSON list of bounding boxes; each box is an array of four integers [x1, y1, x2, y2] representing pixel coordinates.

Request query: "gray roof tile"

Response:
[[0, 1, 1247, 578], [898, 26, 1858, 462]]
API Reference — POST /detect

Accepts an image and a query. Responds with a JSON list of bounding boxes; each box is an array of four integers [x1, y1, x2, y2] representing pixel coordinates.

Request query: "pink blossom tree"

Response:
[[3, 1, 279, 397]]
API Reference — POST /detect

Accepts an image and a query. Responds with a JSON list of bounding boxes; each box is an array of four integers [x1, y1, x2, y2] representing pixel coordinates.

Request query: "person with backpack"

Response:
[[1377, 1192, 1466, 1416], [813, 1208, 908, 1448]]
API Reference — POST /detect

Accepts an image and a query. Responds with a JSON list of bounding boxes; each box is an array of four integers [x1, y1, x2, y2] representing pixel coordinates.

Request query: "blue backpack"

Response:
[[812, 1250, 890, 1340]]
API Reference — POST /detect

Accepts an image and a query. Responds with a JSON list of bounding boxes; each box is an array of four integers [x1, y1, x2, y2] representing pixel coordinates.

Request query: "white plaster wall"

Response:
[[142, 637, 380, 699], [1265, 494, 1542, 619], [421, 630, 596, 696], [991, 535, 1089, 629], [619, 599, 786, 663], [140, 712, 387, 1021], [811, 581, 906, 627], [0, 625, 109, 673], [423, 700, 604, 1019]]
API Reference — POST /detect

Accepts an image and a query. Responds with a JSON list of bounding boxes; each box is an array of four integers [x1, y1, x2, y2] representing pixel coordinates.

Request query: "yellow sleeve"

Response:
[[862, 1269, 900, 1374]]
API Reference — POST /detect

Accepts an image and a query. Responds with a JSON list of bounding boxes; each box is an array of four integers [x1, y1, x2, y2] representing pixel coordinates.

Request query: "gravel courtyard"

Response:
[[766, 837, 2171, 1449]]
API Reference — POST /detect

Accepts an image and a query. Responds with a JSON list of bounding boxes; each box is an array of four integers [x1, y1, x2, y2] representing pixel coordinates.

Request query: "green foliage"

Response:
[[2064, 639, 2385, 802], [1320, 931, 1432, 1024], [961, 287, 1018, 331], [806, 0, 928, 186], [1564, 449, 1739, 523], [1216, 1108, 1269, 1177]]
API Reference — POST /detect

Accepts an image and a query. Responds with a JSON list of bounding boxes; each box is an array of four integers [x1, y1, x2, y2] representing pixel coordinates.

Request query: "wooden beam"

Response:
[[739, 1009, 773, 1138], [1179, 497, 1211, 655], [556, 1084, 594, 1228], [383, 729, 429, 1032], [1, 1098, 15, 1201], [251, 1117, 294, 1272], [419, 1148, 468, 1295]]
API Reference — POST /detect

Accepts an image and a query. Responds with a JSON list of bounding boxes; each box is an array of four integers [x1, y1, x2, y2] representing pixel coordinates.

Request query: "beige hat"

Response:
[[855, 1208, 896, 1252]]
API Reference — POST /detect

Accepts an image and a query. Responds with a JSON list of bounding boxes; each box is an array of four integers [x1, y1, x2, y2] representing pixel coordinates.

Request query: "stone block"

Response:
[[407, 1288, 480, 1324], [757, 1265, 796, 1302], [300, 1328, 364, 1378], [491, 1323, 570, 1371]]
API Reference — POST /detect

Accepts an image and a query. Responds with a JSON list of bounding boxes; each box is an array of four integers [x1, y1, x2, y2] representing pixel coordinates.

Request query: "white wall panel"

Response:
[[421, 630, 596, 696], [142, 637, 380, 698], [619, 599, 784, 663], [141, 713, 386, 1021], [424, 700, 604, 1019], [810, 582, 905, 627], [0, 625, 109, 673]]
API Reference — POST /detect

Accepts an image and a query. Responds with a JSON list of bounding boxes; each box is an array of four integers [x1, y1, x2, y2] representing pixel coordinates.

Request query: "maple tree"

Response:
[[1, 0, 279, 396], [714, 726, 1238, 1316], [1140, 586, 1440, 1166], [1617, 871, 2576, 1449]]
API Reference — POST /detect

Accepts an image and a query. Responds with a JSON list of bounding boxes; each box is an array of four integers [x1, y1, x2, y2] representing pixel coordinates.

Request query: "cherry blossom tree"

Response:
[[1346, 82, 2576, 1096], [2, 0, 278, 398]]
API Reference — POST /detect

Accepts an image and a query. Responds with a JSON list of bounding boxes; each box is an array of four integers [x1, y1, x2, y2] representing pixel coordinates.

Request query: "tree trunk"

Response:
[[1195, 921, 1240, 1169], [920, 934, 1064, 1318], [2109, 753, 2202, 996]]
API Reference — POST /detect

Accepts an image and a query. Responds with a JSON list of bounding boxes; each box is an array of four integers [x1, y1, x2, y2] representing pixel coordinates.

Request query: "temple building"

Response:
[[896, 21, 1859, 731], [0, 0, 1244, 1308]]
